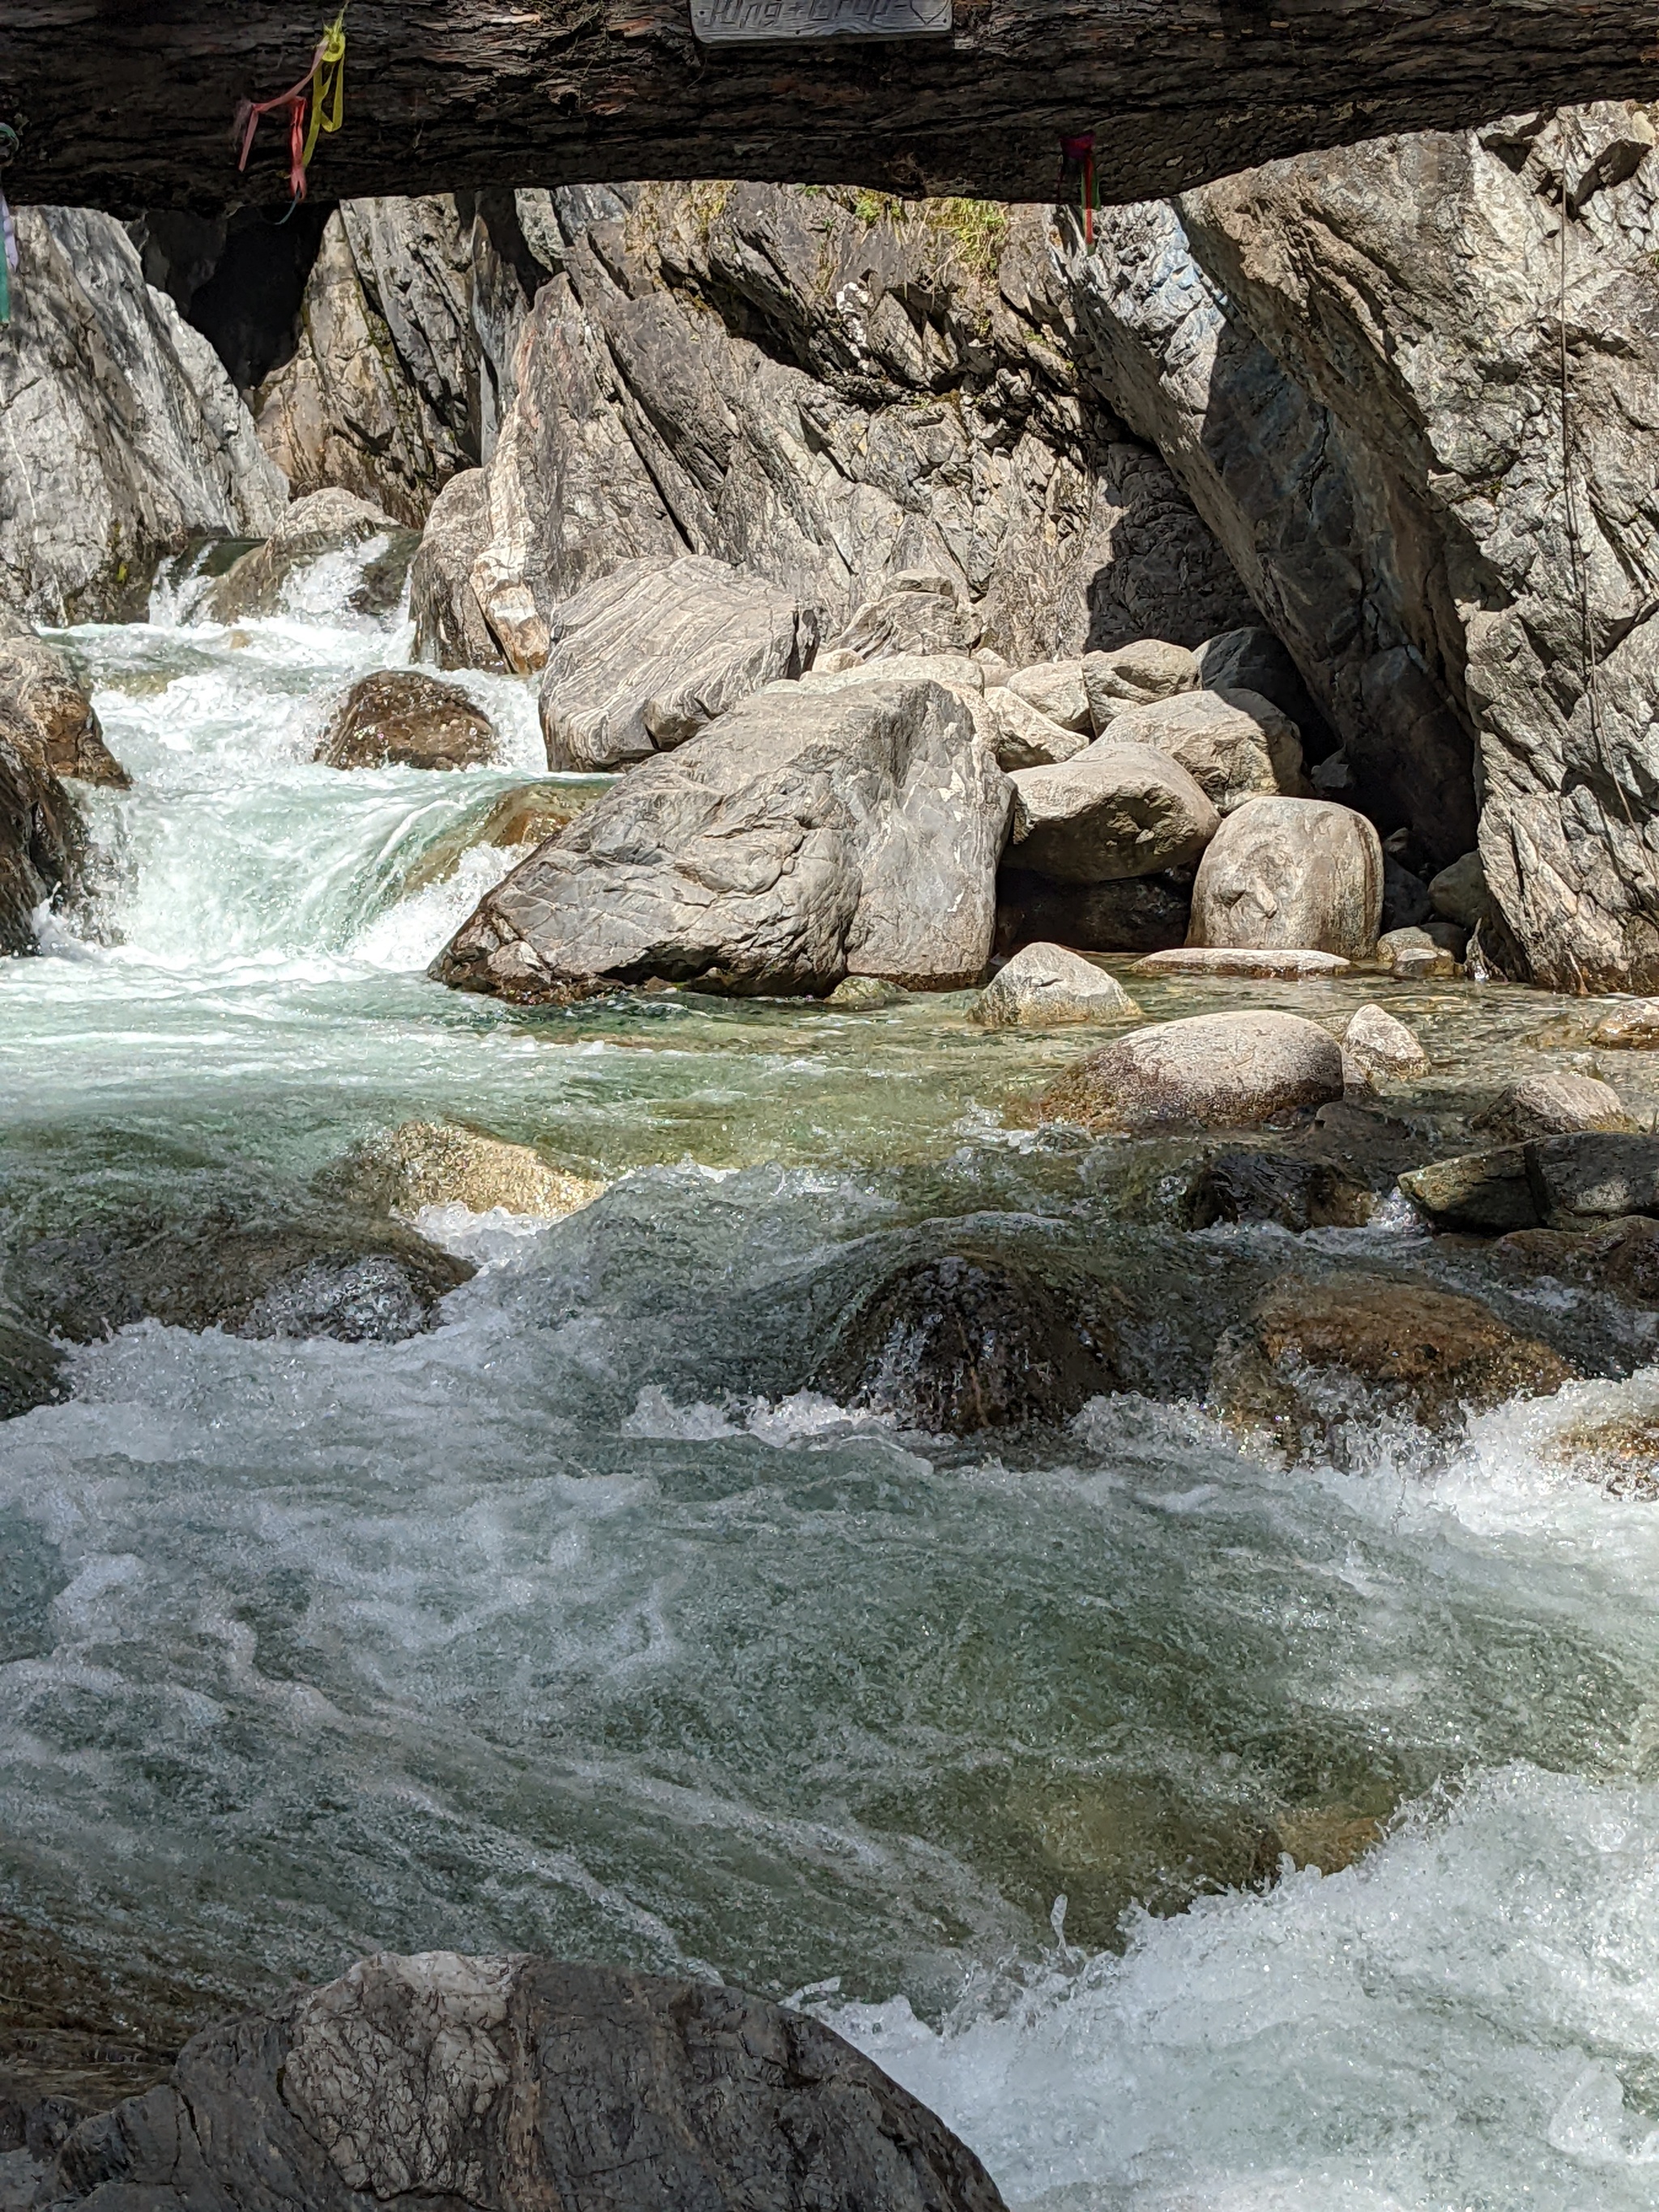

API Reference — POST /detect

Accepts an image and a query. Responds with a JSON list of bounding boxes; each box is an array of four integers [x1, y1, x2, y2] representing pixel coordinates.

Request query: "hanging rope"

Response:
[[235, 10, 348, 207], [0, 124, 18, 328]]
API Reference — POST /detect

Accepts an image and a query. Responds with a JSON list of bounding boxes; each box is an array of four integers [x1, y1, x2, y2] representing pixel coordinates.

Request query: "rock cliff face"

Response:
[[407, 182, 1255, 674], [0, 209, 288, 624], [1075, 100, 1659, 993]]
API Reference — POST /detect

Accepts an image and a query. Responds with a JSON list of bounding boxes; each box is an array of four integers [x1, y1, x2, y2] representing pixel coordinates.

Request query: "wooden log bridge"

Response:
[[2, 0, 1654, 216]]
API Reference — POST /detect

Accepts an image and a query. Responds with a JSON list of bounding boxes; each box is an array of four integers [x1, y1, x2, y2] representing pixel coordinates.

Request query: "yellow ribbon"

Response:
[[301, 12, 348, 172]]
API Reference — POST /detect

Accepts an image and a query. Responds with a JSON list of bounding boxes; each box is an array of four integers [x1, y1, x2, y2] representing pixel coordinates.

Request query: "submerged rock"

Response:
[[0, 1307, 67, 1421], [1132, 947, 1348, 979], [1210, 1278, 1577, 1452], [1474, 1072, 1636, 1140], [969, 942, 1140, 1029], [340, 1122, 605, 1219], [1179, 1149, 1375, 1232], [813, 1250, 1118, 1434], [1037, 1011, 1345, 1134], [37, 1951, 1006, 2212], [1009, 743, 1218, 883], [399, 782, 582, 897], [825, 975, 907, 1011], [1549, 1409, 1659, 1499], [205, 490, 419, 623], [315, 670, 497, 770], [539, 557, 819, 772], [15, 1210, 471, 1345], [1188, 796, 1383, 959], [1588, 999, 1659, 1050], [1496, 1214, 1659, 1306], [0, 630, 127, 786], [433, 678, 1010, 1001]]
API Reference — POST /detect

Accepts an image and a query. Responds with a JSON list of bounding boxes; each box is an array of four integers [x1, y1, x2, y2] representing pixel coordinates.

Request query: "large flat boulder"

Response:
[[434, 677, 1011, 1000], [1188, 795, 1383, 957], [1036, 1010, 1346, 1132], [1009, 741, 1218, 883], [37, 1951, 1005, 2212], [539, 556, 820, 772]]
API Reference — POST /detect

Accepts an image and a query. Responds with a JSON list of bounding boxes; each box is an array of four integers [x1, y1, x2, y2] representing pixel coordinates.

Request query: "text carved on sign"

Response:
[[691, 0, 951, 42]]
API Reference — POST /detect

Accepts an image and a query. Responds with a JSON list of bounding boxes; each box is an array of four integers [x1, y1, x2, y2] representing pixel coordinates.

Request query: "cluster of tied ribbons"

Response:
[[235, 9, 348, 208], [0, 124, 18, 326]]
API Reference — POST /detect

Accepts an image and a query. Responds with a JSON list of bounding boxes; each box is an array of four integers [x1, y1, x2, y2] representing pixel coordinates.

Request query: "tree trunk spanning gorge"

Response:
[[2, 0, 1657, 217]]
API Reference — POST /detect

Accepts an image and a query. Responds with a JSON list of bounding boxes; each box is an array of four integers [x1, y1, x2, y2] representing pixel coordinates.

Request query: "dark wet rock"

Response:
[[1495, 1214, 1659, 1306], [0, 718, 83, 957], [1180, 1150, 1375, 1234], [1188, 796, 1382, 959], [433, 679, 1010, 1002], [813, 1249, 1120, 1434], [1210, 1277, 1579, 1453], [969, 942, 1139, 1031], [1399, 1146, 1537, 1233], [0, 633, 126, 788], [1529, 1132, 1659, 1229], [0, 1309, 67, 1421], [39, 1950, 1006, 2212], [14, 1209, 471, 1345], [1381, 855, 1433, 933], [995, 868, 1190, 957], [1038, 1012, 1345, 1136], [314, 670, 496, 771], [539, 557, 820, 772], [205, 491, 419, 624], [1194, 625, 1325, 742], [1473, 1072, 1636, 1141], [1428, 850, 1492, 932]]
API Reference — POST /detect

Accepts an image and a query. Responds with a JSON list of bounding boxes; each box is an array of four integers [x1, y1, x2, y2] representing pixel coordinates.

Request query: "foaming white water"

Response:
[[830, 1762, 1659, 2211]]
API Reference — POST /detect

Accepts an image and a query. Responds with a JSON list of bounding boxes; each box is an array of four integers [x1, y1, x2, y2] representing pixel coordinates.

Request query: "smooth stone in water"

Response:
[[1004, 657, 1092, 733], [969, 941, 1140, 1029], [1589, 999, 1659, 1049], [434, 678, 1010, 1000], [1376, 924, 1456, 979], [1474, 1072, 1636, 1140], [1342, 1004, 1429, 1079], [1210, 1277, 1577, 1455], [1010, 742, 1218, 884], [1188, 795, 1384, 959], [1082, 637, 1198, 729], [825, 974, 906, 1009], [1036, 1010, 1346, 1134], [1398, 1146, 1537, 1232], [1104, 686, 1306, 814], [540, 556, 819, 772], [343, 1122, 605, 1219], [1133, 946, 1349, 979], [36, 1951, 1007, 2212], [315, 670, 497, 770], [1496, 1215, 1659, 1307], [1527, 1132, 1659, 1228]]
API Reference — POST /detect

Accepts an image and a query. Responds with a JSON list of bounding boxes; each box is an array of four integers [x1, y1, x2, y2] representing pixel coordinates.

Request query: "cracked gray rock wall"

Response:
[[1074, 101, 1659, 993]]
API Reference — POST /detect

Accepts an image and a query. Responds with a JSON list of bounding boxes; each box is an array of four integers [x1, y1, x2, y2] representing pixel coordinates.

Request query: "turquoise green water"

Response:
[[5, 567, 1659, 2209]]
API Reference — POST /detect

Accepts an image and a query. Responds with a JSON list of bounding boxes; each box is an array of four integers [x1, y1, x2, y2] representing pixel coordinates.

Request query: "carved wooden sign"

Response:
[[690, 0, 951, 43]]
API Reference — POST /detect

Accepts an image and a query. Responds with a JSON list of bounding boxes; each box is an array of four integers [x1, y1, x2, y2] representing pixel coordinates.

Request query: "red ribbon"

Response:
[[234, 40, 326, 200], [1061, 132, 1097, 248]]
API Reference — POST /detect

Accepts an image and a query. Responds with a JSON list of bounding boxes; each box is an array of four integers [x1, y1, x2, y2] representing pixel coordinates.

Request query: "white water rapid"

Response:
[[4, 551, 1659, 2210]]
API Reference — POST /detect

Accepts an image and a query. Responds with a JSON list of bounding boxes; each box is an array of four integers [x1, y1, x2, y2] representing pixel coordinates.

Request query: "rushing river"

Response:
[[6, 555, 1659, 2210]]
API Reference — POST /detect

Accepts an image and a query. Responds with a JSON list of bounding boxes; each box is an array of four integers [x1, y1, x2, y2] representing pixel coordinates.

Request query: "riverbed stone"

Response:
[[1100, 687, 1306, 816], [996, 869, 1191, 957], [343, 1122, 605, 1219], [1589, 999, 1659, 1049], [1375, 925, 1457, 979], [1548, 1409, 1659, 1499], [1037, 1010, 1346, 1134], [205, 489, 418, 623], [1398, 1146, 1537, 1232], [539, 556, 819, 772], [1004, 658, 1092, 733], [315, 670, 497, 770], [969, 942, 1140, 1029], [1081, 638, 1197, 729], [434, 677, 1011, 1000], [825, 975, 906, 1010], [1009, 743, 1218, 883], [1342, 1004, 1429, 1080], [1132, 947, 1349, 979], [1188, 795, 1383, 958], [813, 1249, 1119, 1434], [0, 633, 127, 786], [1527, 1132, 1659, 1228], [979, 686, 1089, 770], [1495, 1214, 1659, 1306], [39, 1951, 1007, 2212], [1179, 1148, 1376, 1231], [1475, 1072, 1636, 1140], [1210, 1277, 1577, 1452], [14, 1211, 472, 1345]]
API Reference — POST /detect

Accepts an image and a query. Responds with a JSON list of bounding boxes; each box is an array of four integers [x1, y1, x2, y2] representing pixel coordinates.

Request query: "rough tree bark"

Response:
[[2, 0, 1656, 217]]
